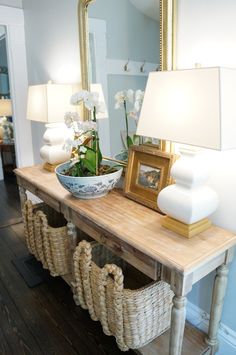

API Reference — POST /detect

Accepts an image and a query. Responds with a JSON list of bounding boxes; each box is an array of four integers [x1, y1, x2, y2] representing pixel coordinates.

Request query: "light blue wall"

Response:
[[89, 0, 159, 155], [188, 256, 236, 332]]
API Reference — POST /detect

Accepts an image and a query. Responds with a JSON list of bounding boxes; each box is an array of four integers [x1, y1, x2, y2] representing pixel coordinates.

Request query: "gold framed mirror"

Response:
[[78, 0, 177, 159]]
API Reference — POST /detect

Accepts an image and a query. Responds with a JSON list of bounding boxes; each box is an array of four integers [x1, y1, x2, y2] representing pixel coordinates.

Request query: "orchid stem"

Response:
[[124, 100, 129, 148], [93, 107, 99, 176]]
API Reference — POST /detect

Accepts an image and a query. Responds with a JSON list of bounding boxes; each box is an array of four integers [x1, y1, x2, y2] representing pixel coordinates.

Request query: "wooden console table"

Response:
[[15, 165, 236, 355]]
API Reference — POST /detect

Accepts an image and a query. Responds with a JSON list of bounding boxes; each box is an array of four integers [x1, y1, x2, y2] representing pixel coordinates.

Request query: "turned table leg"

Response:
[[169, 295, 187, 355], [169, 271, 193, 355], [206, 264, 229, 354]]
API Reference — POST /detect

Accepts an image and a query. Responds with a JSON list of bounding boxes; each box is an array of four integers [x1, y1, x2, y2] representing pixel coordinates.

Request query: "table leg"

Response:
[[206, 264, 229, 354], [18, 186, 27, 211], [67, 221, 77, 250], [67, 221, 77, 275], [169, 272, 192, 355], [169, 295, 187, 355]]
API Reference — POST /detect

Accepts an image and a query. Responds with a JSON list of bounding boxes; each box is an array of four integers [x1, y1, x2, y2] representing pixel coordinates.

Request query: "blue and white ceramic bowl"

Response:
[[55, 161, 123, 199]]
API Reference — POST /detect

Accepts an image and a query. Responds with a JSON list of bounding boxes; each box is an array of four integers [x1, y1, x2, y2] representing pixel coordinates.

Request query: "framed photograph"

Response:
[[124, 144, 176, 212]]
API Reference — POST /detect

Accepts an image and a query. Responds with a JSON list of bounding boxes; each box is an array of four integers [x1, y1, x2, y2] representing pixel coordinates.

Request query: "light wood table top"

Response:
[[15, 165, 236, 275]]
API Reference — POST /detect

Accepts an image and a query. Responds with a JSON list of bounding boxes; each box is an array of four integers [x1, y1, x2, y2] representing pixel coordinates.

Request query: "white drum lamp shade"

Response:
[[136, 67, 236, 237], [0, 98, 12, 117], [27, 83, 75, 168]]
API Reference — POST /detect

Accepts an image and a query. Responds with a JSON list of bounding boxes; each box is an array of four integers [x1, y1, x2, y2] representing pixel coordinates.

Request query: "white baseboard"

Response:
[[187, 301, 236, 354]]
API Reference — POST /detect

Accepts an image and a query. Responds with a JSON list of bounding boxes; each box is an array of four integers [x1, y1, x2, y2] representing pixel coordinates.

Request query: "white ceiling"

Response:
[[129, 0, 159, 22]]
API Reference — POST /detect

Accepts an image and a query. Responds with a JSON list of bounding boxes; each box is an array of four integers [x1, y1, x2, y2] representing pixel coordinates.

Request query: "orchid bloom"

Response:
[[114, 89, 134, 109], [71, 90, 105, 119]]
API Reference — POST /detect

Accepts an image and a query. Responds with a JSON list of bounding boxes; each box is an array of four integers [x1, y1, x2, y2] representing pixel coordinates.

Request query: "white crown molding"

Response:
[[187, 301, 236, 353]]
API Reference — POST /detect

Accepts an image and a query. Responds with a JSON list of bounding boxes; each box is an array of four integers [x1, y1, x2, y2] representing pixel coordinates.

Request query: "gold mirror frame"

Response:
[[78, 0, 177, 149]]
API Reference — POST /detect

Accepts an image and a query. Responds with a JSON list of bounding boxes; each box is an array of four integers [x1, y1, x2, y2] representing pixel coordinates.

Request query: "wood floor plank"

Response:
[[0, 217, 22, 229], [0, 229, 81, 355], [0, 324, 12, 355], [0, 277, 42, 355], [0, 176, 21, 224]]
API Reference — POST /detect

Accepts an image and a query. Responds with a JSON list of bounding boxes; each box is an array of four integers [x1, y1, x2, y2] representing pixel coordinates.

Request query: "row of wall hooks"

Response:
[[124, 59, 147, 73]]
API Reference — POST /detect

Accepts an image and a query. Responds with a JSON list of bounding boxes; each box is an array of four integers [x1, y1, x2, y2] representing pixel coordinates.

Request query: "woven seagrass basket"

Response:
[[22, 200, 72, 277], [73, 240, 174, 351]]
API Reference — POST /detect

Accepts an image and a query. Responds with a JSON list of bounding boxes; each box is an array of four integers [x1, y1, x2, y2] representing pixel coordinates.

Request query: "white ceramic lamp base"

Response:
[[40, 123, 71, 171], [157, 147, 219, 238]]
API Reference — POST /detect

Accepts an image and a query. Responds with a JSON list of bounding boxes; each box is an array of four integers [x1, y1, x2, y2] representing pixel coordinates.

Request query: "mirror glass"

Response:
[[87, 0, 160, 160], [0, 26, 10, 98]]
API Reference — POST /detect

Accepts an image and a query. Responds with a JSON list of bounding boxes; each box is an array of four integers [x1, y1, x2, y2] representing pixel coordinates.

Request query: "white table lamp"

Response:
[[27, 83, 76, 171], [137, 67, 236, 237]]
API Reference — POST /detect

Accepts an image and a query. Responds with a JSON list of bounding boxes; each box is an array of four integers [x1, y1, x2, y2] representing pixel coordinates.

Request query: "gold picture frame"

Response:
[[124, 145, 175, 212]]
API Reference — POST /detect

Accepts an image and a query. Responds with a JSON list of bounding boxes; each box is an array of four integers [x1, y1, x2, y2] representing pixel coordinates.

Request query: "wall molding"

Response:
[[187, 301, 236, 353]]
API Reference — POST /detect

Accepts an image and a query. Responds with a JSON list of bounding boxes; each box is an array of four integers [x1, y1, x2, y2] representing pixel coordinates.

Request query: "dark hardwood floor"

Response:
[[0, 178, 135, 355], [0, 174, 22, 227]]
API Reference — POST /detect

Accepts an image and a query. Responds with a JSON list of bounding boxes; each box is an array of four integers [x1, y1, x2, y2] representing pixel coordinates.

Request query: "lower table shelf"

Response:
[[137, 322, 210, 355]]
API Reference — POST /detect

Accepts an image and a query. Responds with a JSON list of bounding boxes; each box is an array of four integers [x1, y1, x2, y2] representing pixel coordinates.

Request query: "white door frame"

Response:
[[0, 5, 34, 179]]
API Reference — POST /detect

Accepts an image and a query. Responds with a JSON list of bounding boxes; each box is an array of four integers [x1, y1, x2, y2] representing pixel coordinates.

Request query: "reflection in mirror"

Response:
[[87, 0, 160, 160], [0, 26, 10, 98]]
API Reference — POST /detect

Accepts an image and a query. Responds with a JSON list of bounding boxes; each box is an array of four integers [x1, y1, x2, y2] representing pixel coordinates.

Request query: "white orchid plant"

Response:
[[114, 89, 144, 148], [63, 90, 112, 177]]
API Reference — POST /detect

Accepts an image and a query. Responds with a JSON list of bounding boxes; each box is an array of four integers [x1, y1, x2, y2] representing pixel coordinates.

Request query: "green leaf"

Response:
[[83, 149, 96, 174], [127, 135, 133, 148], [71, 163, 83, 177]]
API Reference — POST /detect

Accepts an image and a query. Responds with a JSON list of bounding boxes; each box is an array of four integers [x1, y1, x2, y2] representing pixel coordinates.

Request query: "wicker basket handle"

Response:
[[22, 200, 36, 255], [35, 210, 55, 273], [99, 264, 128, 351], [72, 241, 98, 320]]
